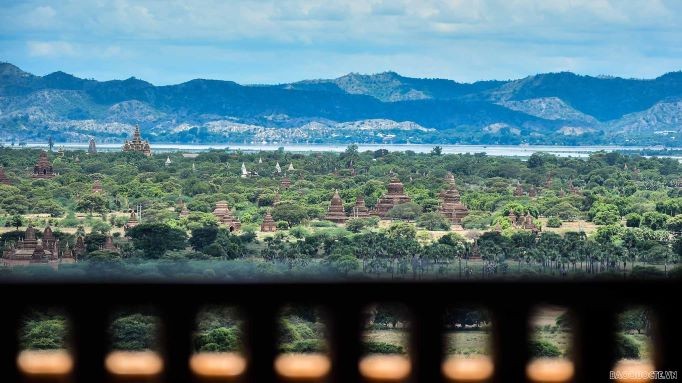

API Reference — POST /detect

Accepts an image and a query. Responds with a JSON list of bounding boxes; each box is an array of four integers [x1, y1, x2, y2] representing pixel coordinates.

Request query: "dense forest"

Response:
[[1, 146, 681, 280]]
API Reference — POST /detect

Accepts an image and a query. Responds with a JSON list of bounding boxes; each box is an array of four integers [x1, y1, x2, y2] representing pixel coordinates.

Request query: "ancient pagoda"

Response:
[[261, 210, 277, 232], [102, 236, 118, 252], [122, 126, 152, 156], [213, 201, 241, 231], [88, 138, 97, 154], [32, 151, 55, 179], [1, 225, 60, 268], [513, 183, 525, 197], [324, 190, 347, 223], [0, 166, 11, 185], [179, 202, 189, 217], [280, 177, 292, 189], [372, 177, 412, 218], [439, 172, 469, 224], [124, 210, 139, 229], [61, 245, 75, 264], [92, 180, 103, 194], [74, 236, 85, 258], [521, 213, 540, 233], [350, 194, 370, 218]]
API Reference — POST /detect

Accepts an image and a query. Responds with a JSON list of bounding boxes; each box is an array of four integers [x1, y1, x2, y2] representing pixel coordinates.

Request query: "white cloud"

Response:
[[1, 0, 680, 83], [27, 41, 76, 57]]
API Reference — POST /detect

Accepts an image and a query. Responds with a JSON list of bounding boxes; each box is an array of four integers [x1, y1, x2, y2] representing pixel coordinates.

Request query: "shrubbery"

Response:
[[546, 216, 562, 228], [529, 340, 562, 358], [615, 334, 640, 359], [363, 341, 405, 354]]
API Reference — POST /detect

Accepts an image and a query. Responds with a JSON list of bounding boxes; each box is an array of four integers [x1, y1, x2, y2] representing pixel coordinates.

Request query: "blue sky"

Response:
[[1, 0, 681, 85]]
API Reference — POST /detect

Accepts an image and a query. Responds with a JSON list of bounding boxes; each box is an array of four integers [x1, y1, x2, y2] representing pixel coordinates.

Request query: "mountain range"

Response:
[[1, 62, 681, 145]]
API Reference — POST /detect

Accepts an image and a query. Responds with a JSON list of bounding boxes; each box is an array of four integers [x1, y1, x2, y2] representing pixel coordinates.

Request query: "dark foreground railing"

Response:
[[0, 280, 679, 382]]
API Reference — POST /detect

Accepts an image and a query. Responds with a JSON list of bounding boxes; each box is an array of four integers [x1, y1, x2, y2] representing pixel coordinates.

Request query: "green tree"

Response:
[[126, 223, 188, 258], [417, 212, 451, 231], [8, 214, 23, 230], [386, 222, 416, 240], [386, 202, 422, 221], [76, 194, 108, 214], [110, 314, 158, 351], [641, 211, 669, 230], [21, 318, 67, 350], [189, 225, 219, 251]]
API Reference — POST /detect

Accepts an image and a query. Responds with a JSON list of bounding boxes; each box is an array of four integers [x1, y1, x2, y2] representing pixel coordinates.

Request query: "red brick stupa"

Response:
[[372, 177, 412, 218], [32, 151, 55, 179], [439, 172, 469, 224], [213, 201, 241, 231], [0, 166, 11, 185], [261, 210, 277, 232], [92, 180, 103, 194], [324, 190, 347, 223], [350, 194, 370, 218], [280, 177, 292, 189]]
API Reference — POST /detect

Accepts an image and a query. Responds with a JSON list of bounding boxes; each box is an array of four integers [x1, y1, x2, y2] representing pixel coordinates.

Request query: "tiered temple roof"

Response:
[[324, 190, 347, 223], [125, 210, 139, 229], [213, 201, 241, 231], [520, 213, 540, 233], [280, 177, 292, 189], [102, 236, 118, 252], [350, 194, 370, 219], [261, 210, 277, 232], [122, 126, 152, 156], [508, 211, 540, 233], [179, 202, 190, 217], [513, 183, 525, 196], [32, 151, 55, 179], [0, 166, 11, 185], [439, 172, 469, 224], [88, 138, 97, 154], [74, 236, 85, 258], [92, 180, 103, 194], [1, 225, 61, 268], [372, 177, 412, 218]]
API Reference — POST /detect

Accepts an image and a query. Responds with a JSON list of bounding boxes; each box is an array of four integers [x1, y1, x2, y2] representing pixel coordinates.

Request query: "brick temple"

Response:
[[439, 172, 469, 224], [325, 190, 347, 223], [213, 201, 241, 231], [372, 177, 412, 218]]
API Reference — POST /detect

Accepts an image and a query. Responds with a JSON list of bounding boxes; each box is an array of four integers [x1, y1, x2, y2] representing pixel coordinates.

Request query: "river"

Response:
[[15, 142, 681, 158]]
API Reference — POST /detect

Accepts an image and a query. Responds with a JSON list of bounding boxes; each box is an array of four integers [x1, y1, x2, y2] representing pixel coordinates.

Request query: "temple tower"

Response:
[[92, 180, 104, 194], [0, 166, 11, 185], [213, 201, 241, 231], [88, 138, 97, 155], [122, 126, 152, 156], [261, 210, 277, 232], [371, 177, 412, 218], [439, 172, 469, 224], [32, 151, 55, 179], [351, 194, 370, 218], [324, 190, 347, 223]]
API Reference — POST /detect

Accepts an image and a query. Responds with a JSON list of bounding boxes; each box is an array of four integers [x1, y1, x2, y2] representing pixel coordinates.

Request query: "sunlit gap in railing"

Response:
[[17, 307, 74, 380], [274, 304, 331, 382], [189, 305, 247, 380], [526, 305, 574, 383], [441, 306, 494, 382], [610, 306, 658, 383], [358, 303, 411, 382]]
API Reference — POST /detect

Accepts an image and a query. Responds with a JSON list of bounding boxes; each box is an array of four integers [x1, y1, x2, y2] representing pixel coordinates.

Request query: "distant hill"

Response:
[[1, 62, 681, 145]]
